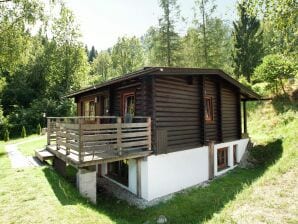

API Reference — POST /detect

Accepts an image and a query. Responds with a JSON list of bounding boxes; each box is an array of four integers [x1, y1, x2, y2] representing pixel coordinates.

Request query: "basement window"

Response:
[[204, 97, 213, 122], [233, 144, 238, 165], [217, 147, 228, 171]]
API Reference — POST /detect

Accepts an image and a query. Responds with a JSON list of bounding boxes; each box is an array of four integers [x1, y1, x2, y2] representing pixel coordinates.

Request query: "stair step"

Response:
[[35, 148, 55, 161]]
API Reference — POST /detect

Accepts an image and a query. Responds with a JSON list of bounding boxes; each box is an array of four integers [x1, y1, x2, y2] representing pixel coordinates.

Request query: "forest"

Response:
[[0, 0, 297, 140]]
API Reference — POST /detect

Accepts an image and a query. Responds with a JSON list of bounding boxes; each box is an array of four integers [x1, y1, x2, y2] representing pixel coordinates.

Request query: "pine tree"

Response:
[[157, 0, 181, 66], [21, 126, 26, 138], [4, 129, 9, 142], [88, 46, 97, 62], [36, 123, 42, 135], [232, 1, 263, 82]]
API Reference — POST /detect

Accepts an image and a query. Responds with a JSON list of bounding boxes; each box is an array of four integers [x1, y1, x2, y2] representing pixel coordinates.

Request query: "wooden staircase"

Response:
[[35, 148, 55, 162]]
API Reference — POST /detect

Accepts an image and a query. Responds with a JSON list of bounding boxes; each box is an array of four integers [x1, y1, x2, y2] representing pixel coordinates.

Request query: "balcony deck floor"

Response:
[[46, 144, 152, 168]]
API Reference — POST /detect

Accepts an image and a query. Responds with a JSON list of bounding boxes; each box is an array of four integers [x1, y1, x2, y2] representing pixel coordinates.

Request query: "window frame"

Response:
[[121, 91, 135, 116], [217, 147, 228, 171], [233, 144, 238, 165], [204, 96, 214, 122]]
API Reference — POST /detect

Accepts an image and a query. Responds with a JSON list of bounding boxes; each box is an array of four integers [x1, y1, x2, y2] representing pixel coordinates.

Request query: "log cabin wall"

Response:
[[154, 75, 201, 154], [221, 83, 241, 141], [204, 77, 220, 142]]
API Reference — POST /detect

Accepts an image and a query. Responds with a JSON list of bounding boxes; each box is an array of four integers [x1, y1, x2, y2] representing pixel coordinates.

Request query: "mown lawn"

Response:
[[0, 101, 297, 223]]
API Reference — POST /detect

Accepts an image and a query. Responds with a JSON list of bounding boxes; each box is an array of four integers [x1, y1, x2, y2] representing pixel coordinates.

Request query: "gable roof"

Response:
[[65, 67, 260, 100]]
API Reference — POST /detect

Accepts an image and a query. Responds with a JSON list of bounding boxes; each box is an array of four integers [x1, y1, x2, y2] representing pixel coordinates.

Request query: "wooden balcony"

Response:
[[46, 116, 152, 167]]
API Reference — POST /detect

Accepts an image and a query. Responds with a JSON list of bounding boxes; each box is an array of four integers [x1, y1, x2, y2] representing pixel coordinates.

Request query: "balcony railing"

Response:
[[47, 116, 151, 164]]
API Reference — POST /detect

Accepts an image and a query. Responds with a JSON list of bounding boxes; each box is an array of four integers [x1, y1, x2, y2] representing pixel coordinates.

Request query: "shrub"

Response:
[[36, 123, 42, 135], [21, 126, 27, 138], [4, 129, 9, 142]]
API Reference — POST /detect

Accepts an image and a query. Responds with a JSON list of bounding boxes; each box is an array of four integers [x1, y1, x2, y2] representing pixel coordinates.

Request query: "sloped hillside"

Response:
[[207, 98, 298, 223]]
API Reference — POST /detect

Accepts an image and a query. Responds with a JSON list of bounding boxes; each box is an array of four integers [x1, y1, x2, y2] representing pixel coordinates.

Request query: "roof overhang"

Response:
[[65, 67, 261, 100]]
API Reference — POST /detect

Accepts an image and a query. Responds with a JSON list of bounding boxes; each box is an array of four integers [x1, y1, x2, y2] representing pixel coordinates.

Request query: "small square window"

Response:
[[217, 147, 228, 171], [204, 97, 213, 121]]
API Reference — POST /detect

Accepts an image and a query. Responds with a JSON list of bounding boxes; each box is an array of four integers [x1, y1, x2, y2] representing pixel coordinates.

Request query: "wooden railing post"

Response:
[[147, 117, 152, 151], [47, 118, 51, 145], [78, 118, 83, 162], [117, 117, 122, 155], [56, 118, 60, 150]]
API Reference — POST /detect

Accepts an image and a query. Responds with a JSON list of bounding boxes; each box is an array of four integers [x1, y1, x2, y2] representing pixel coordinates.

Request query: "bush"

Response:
[[36, 123, 42, 135], [21, 126, 27, 138], [4, 129, 9, 142]]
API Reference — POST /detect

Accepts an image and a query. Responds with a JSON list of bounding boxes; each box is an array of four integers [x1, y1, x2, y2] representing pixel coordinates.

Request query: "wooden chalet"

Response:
[[38, 67, 260, 203]]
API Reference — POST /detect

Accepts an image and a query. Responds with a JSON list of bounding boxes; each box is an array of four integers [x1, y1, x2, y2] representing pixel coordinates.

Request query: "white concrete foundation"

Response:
[[76, 168, 97, 204], [98, 138, 249, 202]]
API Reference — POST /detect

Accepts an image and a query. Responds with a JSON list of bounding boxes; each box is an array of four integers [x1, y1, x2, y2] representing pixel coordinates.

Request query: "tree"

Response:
[[156, 0, 181, 66], [232, 1, 263, 82], [254, 54, 297, 95], [88, 46, 97, 62], [90, 51, 112, 82], [21, 126, 26, 138], [194, 0, 216, 66], [4, 129, 9, 142], [245, 0, 297, 54], [182, 18, 232, 70], [36, 123, 41, 135], [111, 37, 144, 76]]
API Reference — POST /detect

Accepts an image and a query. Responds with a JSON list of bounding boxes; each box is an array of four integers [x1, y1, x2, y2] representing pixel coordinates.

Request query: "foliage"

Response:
[[110, 36, 144, 76], [3, 129, 9, 142], [246, 0, 298, 54], [90, 50, 112, 82], [254, 54, 297, 95], [21, 126, 27, 138], [156, 0, 181, 66], [88, 46, 97, 62], [36, 124, 42, 135], [232, 1, 263, 82]]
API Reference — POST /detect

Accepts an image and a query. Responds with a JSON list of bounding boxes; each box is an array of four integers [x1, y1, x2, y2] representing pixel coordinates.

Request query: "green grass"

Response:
[[0, 100, 297, 223], [17, 136, 47, 156]]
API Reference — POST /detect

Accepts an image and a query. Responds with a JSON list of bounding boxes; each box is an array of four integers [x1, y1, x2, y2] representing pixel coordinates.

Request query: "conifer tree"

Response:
[[232, 1, 263, 82]]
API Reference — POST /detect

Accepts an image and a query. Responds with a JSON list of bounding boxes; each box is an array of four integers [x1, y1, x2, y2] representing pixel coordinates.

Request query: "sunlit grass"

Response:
[[0, 100, 297, 223]]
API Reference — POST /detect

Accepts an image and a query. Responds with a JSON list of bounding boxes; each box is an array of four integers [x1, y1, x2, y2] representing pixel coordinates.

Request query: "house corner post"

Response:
[[78, 118, 83, 162], [243, 100, 247, 135], [208, 140, 215, 180]]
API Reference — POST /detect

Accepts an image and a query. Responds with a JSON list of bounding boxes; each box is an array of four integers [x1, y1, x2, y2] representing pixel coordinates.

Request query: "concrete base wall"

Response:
[[76, 168, 97, 204], [140, 146, 209, 201], [96, 138, 249, 202]]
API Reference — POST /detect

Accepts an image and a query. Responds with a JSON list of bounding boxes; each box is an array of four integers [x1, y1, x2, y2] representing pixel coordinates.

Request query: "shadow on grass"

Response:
[[272, 95, 298, 114], [42, 139, 283, 224], [0, 151, 6, 158]]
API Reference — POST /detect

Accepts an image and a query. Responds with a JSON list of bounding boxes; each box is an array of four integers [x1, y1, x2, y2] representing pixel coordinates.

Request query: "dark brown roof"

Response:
[[65, 67, 260, 99]]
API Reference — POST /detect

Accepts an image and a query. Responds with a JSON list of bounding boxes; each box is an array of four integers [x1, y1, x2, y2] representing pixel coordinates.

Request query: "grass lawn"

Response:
[[0, 101, 297, 223], [17, 136, 47, 156]]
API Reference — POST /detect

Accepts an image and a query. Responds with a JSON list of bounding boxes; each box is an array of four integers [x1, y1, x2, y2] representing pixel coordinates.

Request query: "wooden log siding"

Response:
[[221, 85, 239, 141], [204, 78, 220, 142], [154, 76, 201, 153]]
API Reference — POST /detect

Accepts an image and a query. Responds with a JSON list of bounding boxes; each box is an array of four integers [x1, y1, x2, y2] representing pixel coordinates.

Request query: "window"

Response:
[[122, 92, 135, 116], [217, 147, 228, 171], [83, 101, 95, 121], [233, 144, 238, 165], [204, 97, 213, 121], [107, 160, 128, 186], [100, 96, 109, 116]]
